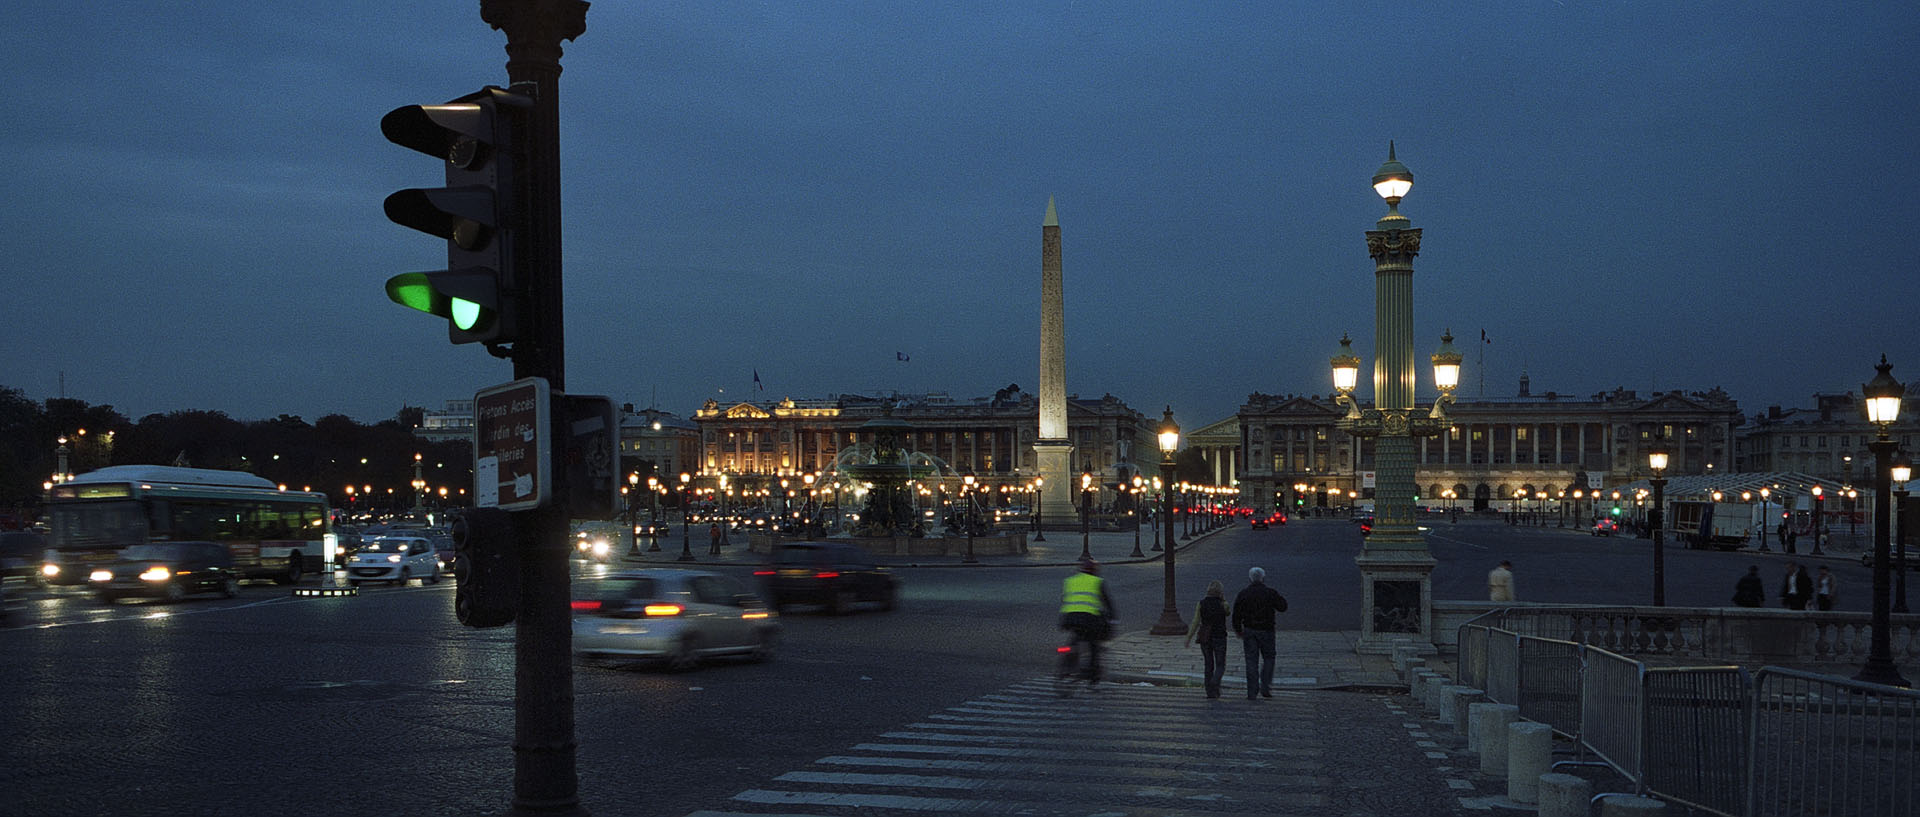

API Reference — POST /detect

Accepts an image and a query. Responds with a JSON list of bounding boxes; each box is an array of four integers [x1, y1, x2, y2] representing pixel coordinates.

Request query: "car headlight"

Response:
[[42, 563, 60, 577], [387, 554, 403, 563], [139, 566, 171, 582], [89, 569, 113, 582], [590, 542, 610, 557]]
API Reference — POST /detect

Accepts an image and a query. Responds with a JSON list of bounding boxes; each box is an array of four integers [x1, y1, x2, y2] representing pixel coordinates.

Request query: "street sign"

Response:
[[474, 377, 551, 510], [563, 394, 617, 519]]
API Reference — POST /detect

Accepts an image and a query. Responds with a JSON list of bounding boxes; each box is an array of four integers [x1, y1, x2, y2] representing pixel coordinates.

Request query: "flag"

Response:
[[897, 351, 910, 362], [1481, 329, 1491, 345], [753, 370, 763, 390]]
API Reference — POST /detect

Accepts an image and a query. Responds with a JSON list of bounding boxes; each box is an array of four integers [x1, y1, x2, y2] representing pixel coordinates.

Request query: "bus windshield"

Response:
[[49, 501, 149, 549]]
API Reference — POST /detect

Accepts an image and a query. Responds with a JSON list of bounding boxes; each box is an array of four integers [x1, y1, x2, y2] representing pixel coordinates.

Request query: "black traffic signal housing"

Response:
[[452, 507, 521, 627], [382, 87, 530, 347]]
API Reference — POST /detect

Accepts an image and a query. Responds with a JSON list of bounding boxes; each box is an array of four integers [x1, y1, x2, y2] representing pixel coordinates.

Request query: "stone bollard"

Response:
[[1428, 676, 1455, 717], [1436, 685, 1466, 726], [1417, 671, 1446, 714], [1402, 657, 1427, 683], [1392, 644, 1416, 676], [1507, 721, 1553, 804], [1599, 795, 1666, 816], [1476, 703, 1520, 775], [1537, 772, 1592, 817], [1410, 670, 1439, 709], [1449, 687, 1486, 739]]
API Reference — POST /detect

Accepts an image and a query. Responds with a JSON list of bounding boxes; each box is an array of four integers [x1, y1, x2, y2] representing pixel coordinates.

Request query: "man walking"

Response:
[[1488, 560, 1515, 602], [1231, 567, 1287, 700], [1815, 565, 1837, 611]]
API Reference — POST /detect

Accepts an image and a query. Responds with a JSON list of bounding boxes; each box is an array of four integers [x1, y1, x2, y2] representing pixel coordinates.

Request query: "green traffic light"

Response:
[[388, 275, 436, 314], [450, 298, 481, 330]]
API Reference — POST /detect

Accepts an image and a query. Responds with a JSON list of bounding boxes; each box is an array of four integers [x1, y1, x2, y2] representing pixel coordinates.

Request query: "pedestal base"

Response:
[[1033, 440, 1077, 528], [1356, 549, 1437, 655]]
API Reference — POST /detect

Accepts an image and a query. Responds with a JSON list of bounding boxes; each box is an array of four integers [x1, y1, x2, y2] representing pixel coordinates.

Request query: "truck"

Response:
[[1666, 500, 1753, 551]]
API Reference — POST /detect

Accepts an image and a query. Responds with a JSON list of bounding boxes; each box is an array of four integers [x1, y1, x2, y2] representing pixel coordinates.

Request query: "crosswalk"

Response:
[[684, 678, 1337, 817]]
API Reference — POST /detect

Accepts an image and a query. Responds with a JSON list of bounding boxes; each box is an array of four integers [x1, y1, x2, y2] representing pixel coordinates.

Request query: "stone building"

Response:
[[1736, 387, 1920, 485], [1233, 378, 1744, 516], [618, 406, 700, 480]]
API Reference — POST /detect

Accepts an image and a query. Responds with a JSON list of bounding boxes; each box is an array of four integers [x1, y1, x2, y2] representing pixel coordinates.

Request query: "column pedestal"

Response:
[[1356, 547, 1436, 654], [1033, 440, 1077, 527]]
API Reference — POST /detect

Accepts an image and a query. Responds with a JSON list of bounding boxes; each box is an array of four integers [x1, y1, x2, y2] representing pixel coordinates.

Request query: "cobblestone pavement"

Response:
[[677, 676, 1507, 817]]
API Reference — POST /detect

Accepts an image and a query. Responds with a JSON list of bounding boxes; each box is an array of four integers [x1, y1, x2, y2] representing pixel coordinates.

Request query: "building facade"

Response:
[[1234, 379, 1744, 515], [1735, 387, 1920, 485], [690, 387, 1152, 490], [618, 405, 701, 481], [416, 399, 474, 444]]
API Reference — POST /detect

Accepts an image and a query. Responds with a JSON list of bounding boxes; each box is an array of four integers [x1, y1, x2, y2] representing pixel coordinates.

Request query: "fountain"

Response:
[[836, 407, 944, 538]]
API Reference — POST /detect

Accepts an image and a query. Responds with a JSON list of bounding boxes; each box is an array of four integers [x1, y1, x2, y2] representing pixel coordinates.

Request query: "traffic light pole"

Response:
[[481, 2, 589, 815]]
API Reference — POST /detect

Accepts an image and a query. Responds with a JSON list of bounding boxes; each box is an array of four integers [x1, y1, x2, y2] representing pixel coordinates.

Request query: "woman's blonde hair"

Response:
[[1205, 580, 1224, 598]]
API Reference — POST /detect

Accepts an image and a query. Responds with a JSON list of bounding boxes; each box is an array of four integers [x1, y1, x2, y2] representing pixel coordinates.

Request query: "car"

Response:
[[1, 530, 47, 582], [1355, 516, 1373, 536], [1250, 518, 1268, 530], [1592, 518, 1619, 537], [757, 542, 898, 614], [572, 569, 779, 670], [89, 542, 241, 602], [345, 536, 441, 586], [1860, 550, 1920, 571]]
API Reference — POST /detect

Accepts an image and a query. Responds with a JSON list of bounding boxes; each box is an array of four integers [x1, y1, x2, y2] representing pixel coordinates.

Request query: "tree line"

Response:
[[1, 385, 470, 522]]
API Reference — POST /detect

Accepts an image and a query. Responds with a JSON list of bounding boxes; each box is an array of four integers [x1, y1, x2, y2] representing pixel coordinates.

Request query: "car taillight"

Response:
[[1056, 645, 1073, 654], [815, 571, 840, 579], [570, 600, 603, 612], [643, 603, 683, 616], [752, 570, 774, 576]]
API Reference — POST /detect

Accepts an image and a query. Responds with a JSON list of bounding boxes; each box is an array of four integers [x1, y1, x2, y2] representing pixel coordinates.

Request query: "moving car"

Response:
[[89, 542, 241, 602], [1592, 518, 1619, 537], [1250, 518, 1268, 530], [345, 536, 441, 586], [1, 530, 47, 582], [757, 542, 898, 614], [572, 569, 778, 670]]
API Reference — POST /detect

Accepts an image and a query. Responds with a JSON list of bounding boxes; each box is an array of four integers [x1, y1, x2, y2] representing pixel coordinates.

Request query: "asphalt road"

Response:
[[0, 520, 1899, 815]]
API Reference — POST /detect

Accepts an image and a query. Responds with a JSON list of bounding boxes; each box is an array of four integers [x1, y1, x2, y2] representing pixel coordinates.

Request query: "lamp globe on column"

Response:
[[1151, 407, 1186, 635], [1331, 334, 1362, 420], [1855, 355, 1908, 686], [1648, 438, 1671, 606]]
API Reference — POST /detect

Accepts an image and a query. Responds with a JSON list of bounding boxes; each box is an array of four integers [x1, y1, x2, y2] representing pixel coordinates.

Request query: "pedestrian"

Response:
[[1231, 567, 1287, 700], [708, 522, 721, 551], [1786, 525, 1798, 554], [1815, 566, 1836, 611], [1732, 566, 1766, 607], [1184, 580, 1232, 699], [1487, 560, 1515, 602], [1780, 562, 1803, 609], [1777, 521, 1790, 552]]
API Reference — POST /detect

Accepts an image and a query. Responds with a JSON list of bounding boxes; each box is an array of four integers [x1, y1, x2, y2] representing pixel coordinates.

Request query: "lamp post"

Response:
[[1150, 476, 1164, 551], [1757, 487, 1772, 551], [1180, 482, 1193, 539], [1854, 356, 1908, 687], [677, 472, 694, 562], [1812, 485, 1827, 556], [1150, 408, 1186, 635], [1649, 439, 1671, 607], [1078, 471, 1093, 560], [1129, 476, 1145, 558], [626, 472, 641, 556], [961, 472, 978, 564], [1032, 477, 1046, 541], [1892, 451, 1911, 615], [1330, 144, 1457, 652], [803, 472, 817, 539], [646, 477, 662, 551]]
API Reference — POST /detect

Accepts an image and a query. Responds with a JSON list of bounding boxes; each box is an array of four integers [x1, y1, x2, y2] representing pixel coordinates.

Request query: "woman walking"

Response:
[[1185, 580, 1232, 699]]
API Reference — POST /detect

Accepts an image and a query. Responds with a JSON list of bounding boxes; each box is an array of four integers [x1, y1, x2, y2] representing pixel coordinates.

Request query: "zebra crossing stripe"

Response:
[[729, 789, 980, 812]]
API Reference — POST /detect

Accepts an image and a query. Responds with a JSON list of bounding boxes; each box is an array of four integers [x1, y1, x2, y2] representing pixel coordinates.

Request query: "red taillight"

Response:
[[643, 603, 684, 616], [1056, 645, 1074, 654], [815, 571, 840, 579], [570, 600, 602, 612], [752, 570, 774, 576]]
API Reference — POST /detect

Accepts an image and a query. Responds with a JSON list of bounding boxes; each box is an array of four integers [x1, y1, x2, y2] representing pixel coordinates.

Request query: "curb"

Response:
[[615, 524, 1230, 570]]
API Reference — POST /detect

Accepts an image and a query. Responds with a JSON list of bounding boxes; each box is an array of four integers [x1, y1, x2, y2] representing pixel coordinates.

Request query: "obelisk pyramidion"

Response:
[[1034, 197, 1076, 526]]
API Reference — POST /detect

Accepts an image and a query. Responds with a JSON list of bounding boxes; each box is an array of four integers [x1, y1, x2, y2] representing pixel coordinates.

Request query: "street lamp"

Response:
[[1892, 451, 1911, 615], [1150, 408, 1186, 635], [1854, 355, 1908, 687], [1129, 475, 1145, 558], [1078, 471, 1095, 560], [1757, 487, 1772, 552], [961, 472, 978, 564], [1812, 485, 1827, 556], [627, 472, 641, 556], [678, 472, 694, 562], [647, 476, 662, 551], [1649, 438, 1671, 606]]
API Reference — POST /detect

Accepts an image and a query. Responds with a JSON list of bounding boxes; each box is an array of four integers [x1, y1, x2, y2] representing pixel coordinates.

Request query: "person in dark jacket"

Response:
[[1732, 566, 1766, 607], [1184, 580, 1232, 699], [1231, 566, 1287, 700]]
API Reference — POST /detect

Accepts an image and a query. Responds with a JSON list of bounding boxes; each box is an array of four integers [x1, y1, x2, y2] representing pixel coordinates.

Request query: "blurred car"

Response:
[[572, 569, 778, 670], [1592, 518, 1619, 537], [1, 530, 47, 582], [574, 530, 618, 562], [1356, 516, 1373, 536], [756, 542, 898, 614], [89, 542, 240, 602], [1250, 518, 1268, 530], [345, 536, 441, 586]]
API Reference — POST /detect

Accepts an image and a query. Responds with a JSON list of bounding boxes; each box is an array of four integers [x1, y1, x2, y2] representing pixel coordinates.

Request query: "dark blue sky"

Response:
[[5, 2, 1916, 430]]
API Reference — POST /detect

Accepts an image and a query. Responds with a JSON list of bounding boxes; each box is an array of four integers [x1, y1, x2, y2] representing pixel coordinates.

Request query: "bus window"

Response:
[[49, 502, 148, 547]]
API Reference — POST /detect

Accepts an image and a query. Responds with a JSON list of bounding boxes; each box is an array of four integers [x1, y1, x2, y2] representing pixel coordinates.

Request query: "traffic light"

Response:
[[382, 87, 530, 346], [452, 508, 520, 627]]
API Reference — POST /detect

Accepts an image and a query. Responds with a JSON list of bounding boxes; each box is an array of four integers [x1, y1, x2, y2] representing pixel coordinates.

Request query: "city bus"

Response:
[[41, 466, 333, 586]]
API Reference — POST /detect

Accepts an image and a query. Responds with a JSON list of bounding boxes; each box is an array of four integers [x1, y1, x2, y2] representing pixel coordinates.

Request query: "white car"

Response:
[[346, 536, 441, 587], [573, 570, 779, 670]]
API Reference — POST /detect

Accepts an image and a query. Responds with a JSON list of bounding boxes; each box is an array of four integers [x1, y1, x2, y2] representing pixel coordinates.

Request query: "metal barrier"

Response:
[[1643, 666, 1749, 816], [1484, 629, 1520, 706], [1458, 623, 1489, 689], [1516, 636, 1583, 739], [1579, 647, 1647, 790], [1746, 668, 1920, 817]]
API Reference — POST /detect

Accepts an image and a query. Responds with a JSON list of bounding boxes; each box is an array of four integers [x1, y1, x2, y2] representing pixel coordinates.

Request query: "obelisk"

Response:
[[1034, 197, 1077, 527]]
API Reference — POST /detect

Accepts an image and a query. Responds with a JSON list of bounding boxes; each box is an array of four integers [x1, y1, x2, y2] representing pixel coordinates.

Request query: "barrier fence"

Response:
[[1457, 615, 1913, 817]]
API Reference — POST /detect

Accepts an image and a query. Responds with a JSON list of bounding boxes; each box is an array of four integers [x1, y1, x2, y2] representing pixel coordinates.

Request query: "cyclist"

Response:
[[1059, 556, 1117, 685]]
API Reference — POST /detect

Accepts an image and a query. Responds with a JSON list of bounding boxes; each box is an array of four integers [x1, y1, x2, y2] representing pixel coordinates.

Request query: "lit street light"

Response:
[[1149, 408, 1186, 636], [1892, 452, 1911, 615], [1649, 438, 1671, 606], [1854, 356, 1908, 687], [678, 472, 694, 562]]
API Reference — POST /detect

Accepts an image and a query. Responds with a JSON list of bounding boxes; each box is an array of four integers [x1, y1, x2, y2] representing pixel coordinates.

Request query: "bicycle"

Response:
[[1054, 626, 1105, 697]]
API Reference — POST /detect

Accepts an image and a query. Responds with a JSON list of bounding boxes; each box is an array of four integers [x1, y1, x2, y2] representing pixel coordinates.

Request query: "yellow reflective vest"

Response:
[[1060, 573, 1105, 615]]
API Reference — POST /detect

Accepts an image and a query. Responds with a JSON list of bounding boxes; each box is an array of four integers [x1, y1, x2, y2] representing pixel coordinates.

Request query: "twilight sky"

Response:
[[4, 2, 1916, 431]]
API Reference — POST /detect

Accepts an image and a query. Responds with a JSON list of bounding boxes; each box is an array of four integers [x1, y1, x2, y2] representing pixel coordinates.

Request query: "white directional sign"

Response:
[[474, 377, 551, 510]]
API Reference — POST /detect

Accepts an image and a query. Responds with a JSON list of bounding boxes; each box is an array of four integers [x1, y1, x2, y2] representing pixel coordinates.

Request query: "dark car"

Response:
[[1592, 518, 1618, 537], [1356, 516, 1373, 536], [89, 542, 240, 602], [1, 531, 47, 582], [1250, 518, 1268, 530], [756, 542, 898, 614]]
